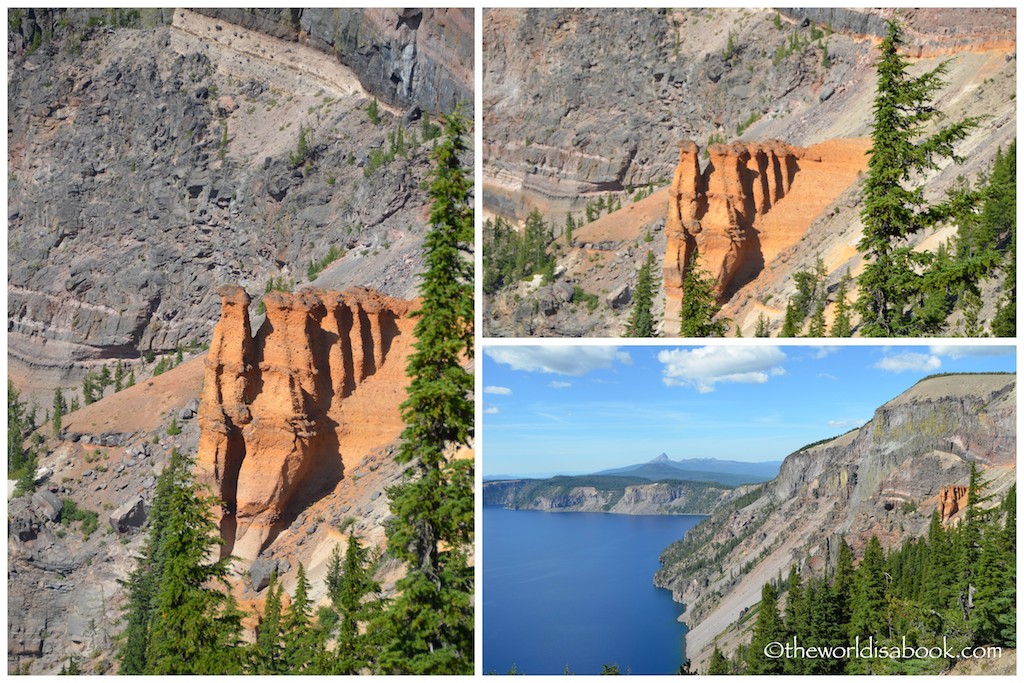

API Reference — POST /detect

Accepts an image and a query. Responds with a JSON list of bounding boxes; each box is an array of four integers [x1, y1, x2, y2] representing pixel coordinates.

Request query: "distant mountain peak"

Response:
[[651, 453, 671, 463]]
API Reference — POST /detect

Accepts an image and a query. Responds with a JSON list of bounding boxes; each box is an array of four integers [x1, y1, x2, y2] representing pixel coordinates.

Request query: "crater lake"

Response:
[[483, 506, 704, 675]]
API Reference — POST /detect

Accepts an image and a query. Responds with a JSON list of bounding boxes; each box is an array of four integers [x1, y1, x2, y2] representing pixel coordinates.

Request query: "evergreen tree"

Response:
[[82, 370, 100, 405], [781, 565, 807, 675], [956, 462, 991, 625], [334, 534, 383, 674], [807, 301, 826, 337], [565, 213, 575, 245], [745, 582, 784, 674], [855, 19, 979, 336], [678, 250, 726, 337], [919, 510, 955, 614], [970, 494, 1015, 646], [707, 646, 729, 674], [626, 251, 657, 337], [374, 113, 474, 674], [8, 381, 31, 478], [804, 577, 845, 674], [754, 312, 770, 337], [52, 388, 66, 437], [117, 448, 187, 673], [325, 544, 344, 604], [282, 563, 318, 672], [832, 537, 855, 625], [830, 271, 853, 337], [780, 300, 801, 337], [126, 369, 136, 388], [250, 575, 285, 674], [849, 536, 888, 642], [144, 451, 242, 674], [114, 361, 124, 392]]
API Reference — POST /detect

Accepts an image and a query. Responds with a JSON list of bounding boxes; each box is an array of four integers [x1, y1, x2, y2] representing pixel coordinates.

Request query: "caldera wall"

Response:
[[196, 285, 415, 561]]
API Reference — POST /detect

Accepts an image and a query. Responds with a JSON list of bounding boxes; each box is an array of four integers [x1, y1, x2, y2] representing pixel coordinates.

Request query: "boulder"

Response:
[[606, 283, 631, 308], [249, 557, 278, 591], [31, 490, 63, 522], [109, 496, 147, 533]]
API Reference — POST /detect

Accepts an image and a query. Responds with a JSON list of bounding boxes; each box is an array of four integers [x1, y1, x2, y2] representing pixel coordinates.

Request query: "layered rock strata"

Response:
[[655, 373, 1016, 669], [193, 8, 473, 114], [196, 285, 415, 560]]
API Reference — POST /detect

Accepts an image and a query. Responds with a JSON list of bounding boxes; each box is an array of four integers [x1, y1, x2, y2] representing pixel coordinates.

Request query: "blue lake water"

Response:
[[483, 506, 703, 675]]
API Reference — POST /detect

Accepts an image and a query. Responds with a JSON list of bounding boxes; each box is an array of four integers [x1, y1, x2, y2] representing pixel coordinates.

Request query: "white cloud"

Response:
[[484, 385, 512, 395], [818, 373, 838, 381], [485, 346, 632, 376], [875, 352, 942, 373], [549, 381, 572, 389], [930, 345, 1015, 360], [828, 418, 866, 428], [657, 346, 788, 392], [483, 406, 499, 415], [814, 346, 840, 359]]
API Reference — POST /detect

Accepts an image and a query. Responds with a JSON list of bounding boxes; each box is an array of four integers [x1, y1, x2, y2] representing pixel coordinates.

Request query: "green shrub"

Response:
[[61, 498, 99, 539]]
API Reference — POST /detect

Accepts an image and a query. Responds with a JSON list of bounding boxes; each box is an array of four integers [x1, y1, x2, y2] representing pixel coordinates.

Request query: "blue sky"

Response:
[[481, 344, 1015, 477]]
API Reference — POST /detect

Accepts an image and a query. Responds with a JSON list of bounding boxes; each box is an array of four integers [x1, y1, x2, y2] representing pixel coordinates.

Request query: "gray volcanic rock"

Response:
[[194, 8, 473, 114], [483, 477, 739, 515], [8, 9, 473, 399]]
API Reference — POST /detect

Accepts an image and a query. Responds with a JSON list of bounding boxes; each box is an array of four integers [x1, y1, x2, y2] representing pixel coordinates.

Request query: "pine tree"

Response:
[[830, 271, 853, 337], [807, 301, 826, 337], [334, 534, 383, 674], [707, 646, 729, 675], [114, 361, 124, 392], [565, 213, 575, 245], [250, 575, 285, 674], [855, 18, 979, 336], [117, 448, 186, 673], [780, 300, 801, 337], [678, 250, 726, 337], [626, 251, 657, 337], [374, 113, 474, 674], [781, 565, 807, 675], [754, 312, 770, 337], [52, 388, 66, 437], [82, 371, 100, 405], [849, 536, 888, 642], [144, 451, 242, 674], [745, 582, 784, 673], [282, 563, 318, 672], [970, 494, 1015, 646]]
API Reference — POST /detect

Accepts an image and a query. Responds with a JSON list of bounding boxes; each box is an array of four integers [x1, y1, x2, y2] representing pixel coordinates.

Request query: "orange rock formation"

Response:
[[663, 138, 870, 331], [197, 285, 416, 561], [939, 484, 970, 522]]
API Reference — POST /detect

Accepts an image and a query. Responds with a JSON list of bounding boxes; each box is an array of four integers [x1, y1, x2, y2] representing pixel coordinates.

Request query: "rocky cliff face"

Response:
[[7, 9, 471, 402], [654, 373, 1016, 669], [663, 138, 868, 328], [193, 8, 473, 114], [482, 8, 1015, 338], [483, 8, 1013, 224], [196, 285, 415, 561], [483, 478, 740, 515], [780, 8, 1016, 58]]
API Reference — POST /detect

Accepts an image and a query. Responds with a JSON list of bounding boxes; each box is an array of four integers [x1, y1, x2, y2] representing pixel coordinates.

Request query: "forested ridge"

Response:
[[709, 468, 1015, 674]]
